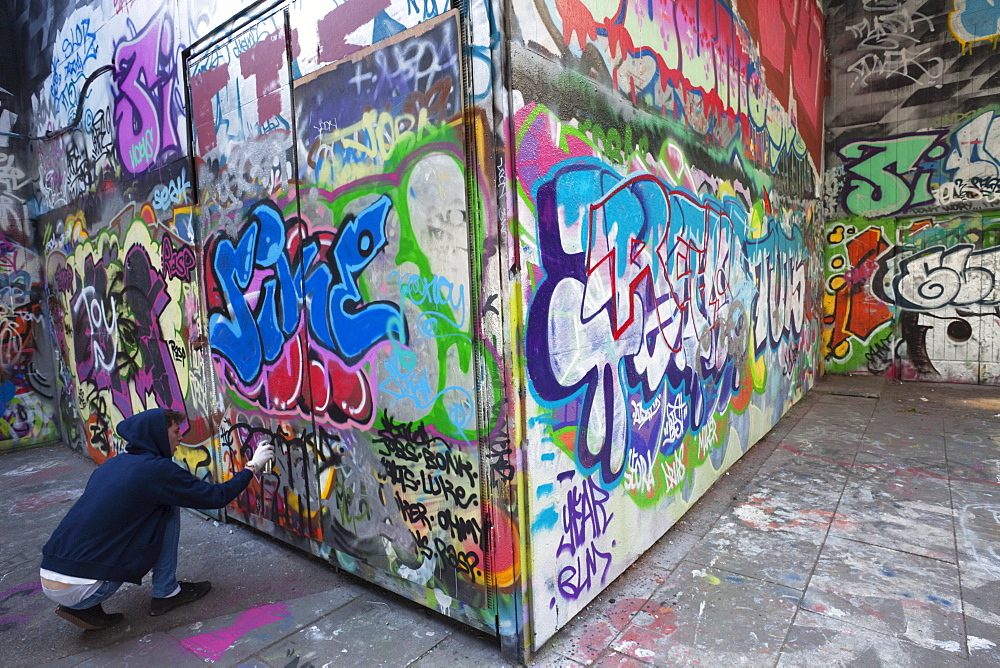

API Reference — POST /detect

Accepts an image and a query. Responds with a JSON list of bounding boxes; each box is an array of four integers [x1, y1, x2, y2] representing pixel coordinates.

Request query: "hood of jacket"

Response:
[[117, 409, 171, 458]]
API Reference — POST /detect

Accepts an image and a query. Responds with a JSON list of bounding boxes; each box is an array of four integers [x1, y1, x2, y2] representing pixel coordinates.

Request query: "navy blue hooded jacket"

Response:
[[41, 409, 253, 584]]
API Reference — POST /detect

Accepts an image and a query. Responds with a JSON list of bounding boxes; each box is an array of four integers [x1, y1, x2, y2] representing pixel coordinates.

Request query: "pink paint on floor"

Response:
[[12, 491, 79, 513], [180, 603, 290, 661]]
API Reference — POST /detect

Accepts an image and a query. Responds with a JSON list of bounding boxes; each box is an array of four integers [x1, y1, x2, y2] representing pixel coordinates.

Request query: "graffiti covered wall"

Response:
[[190, 7, 506, 631], [507, 0, 825, 650], [825, 212, 1000, 382], [25, 1, 234, 473], [14, 0, 517, 651], [10, 0, 825, 660], [0, 2, 58, 451], [824, 0, 1000, 383]]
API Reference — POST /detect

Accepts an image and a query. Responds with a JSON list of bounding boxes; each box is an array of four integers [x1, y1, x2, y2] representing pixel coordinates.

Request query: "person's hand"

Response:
[[248, 443, 274, 470]]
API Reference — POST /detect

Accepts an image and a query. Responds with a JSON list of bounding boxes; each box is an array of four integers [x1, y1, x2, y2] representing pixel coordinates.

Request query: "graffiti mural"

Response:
[[12, 0, 830, 660], [505, 0, 826, 650], [827, 110, 1000, 219], [510, 0, 824, 181], [949, 0, 1000, 54], [513, 98, 822, 638], [826, 1, 1000, 219], [43, 176, 204, 461], [293, 11, 489, 610], [843, 1, 943, 89], [0, 229, 58, 448], [825, 1, 1000, 386], [113, 8, 184, 176], [824, 213, 1000, 383], [191, 9, 498, 625], [0, 71, 58, 449]]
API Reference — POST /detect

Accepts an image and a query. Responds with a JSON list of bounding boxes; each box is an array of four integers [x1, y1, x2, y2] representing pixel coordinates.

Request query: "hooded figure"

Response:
[[40, 408, 273, 630]]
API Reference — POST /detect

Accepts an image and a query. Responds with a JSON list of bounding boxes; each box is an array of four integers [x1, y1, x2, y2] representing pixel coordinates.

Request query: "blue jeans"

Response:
[[65, 506, 180, 609]]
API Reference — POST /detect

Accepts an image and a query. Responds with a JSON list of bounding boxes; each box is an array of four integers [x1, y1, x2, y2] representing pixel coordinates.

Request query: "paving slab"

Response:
[[254, 596, 456, 667], [775, 423, 866, 448], [878, 382, 1000, 419], [800, 537, 964, 656], [800, 401, 876, 425], [723, 482, 843, 539], [881, 386, 960, 404], [951, 483, 1000, 579], [72, 631, 207, 667], [851, 451, 952, 481], [946, 434, 1000, 486], [591, 651, 646, 667], [538, 561, 671, 664], [778, 609, 968, 667], [865, 411, 946, 435], [412, 628, 514, 668], [814, 374, 885, 398], [943, 416, 1000, 435], [814, 393, 881, 410], [949, 481, 1000, 661], [856, 433, 949, 470], [608, 562, 800, 664], [528, 648, 586, 667], [832, 464, 956, 562], [685, 518, 825, 591], [962, 598, 1000, 668], [753, 449, 852, 496], [164, 585, 365, 664], [770, 439, 858, 468]]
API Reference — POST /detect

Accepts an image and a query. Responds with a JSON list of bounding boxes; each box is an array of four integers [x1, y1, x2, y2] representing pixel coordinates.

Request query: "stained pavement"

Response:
[[2, 376, 1000, 666]]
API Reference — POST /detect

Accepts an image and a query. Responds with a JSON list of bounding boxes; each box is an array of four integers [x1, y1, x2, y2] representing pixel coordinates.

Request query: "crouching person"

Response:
[[40, 408, 273, 630]]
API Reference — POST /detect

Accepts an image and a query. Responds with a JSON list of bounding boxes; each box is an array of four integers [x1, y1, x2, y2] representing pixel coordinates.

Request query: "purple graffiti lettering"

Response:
[[54, 266, 75, 293], [120, 246, 187, 417], [557, 543, 613, 601], [557, 475, 612, 559], [526, 160, 754, 483], [210, 196, 402, 383], [113, 8, 182, 175], [161, 235, 196, 281], [71, 246, 185, 424]]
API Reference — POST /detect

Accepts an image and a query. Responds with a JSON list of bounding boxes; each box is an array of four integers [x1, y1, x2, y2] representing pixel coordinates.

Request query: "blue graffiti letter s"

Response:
[[209, 200, 290, 384], [319, 195, 406, 363]]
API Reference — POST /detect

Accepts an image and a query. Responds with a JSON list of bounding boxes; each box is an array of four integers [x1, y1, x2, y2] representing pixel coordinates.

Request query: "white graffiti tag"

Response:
[[73, 286, 118, 374], [945, 111, 1000, 182], [631, 395, 660, 427], [846, 2, 942, 89], [889, 244, 1000, 310], [622, 448, 657, 495]]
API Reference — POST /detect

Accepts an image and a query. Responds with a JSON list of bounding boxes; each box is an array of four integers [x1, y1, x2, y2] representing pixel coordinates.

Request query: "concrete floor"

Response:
[[3, 376, 1000, 666]]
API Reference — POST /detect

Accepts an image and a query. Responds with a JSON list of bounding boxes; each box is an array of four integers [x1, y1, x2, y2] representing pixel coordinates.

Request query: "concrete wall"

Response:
[[823, 0, 1000, 384], [0, 1, 59, 451], [14, 0, 515, 649], [8, 0, 826, 659], [187, 5, 506, 637], [507, 0, 826, 652]]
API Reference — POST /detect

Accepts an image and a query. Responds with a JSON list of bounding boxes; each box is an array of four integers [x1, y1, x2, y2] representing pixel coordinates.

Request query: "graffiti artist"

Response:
[[39, 408, 274, 630]]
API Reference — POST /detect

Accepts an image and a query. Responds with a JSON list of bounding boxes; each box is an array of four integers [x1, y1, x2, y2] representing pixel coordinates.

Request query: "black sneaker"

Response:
[[149, 581, 212, 616], [55, 604, 124, 630]]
